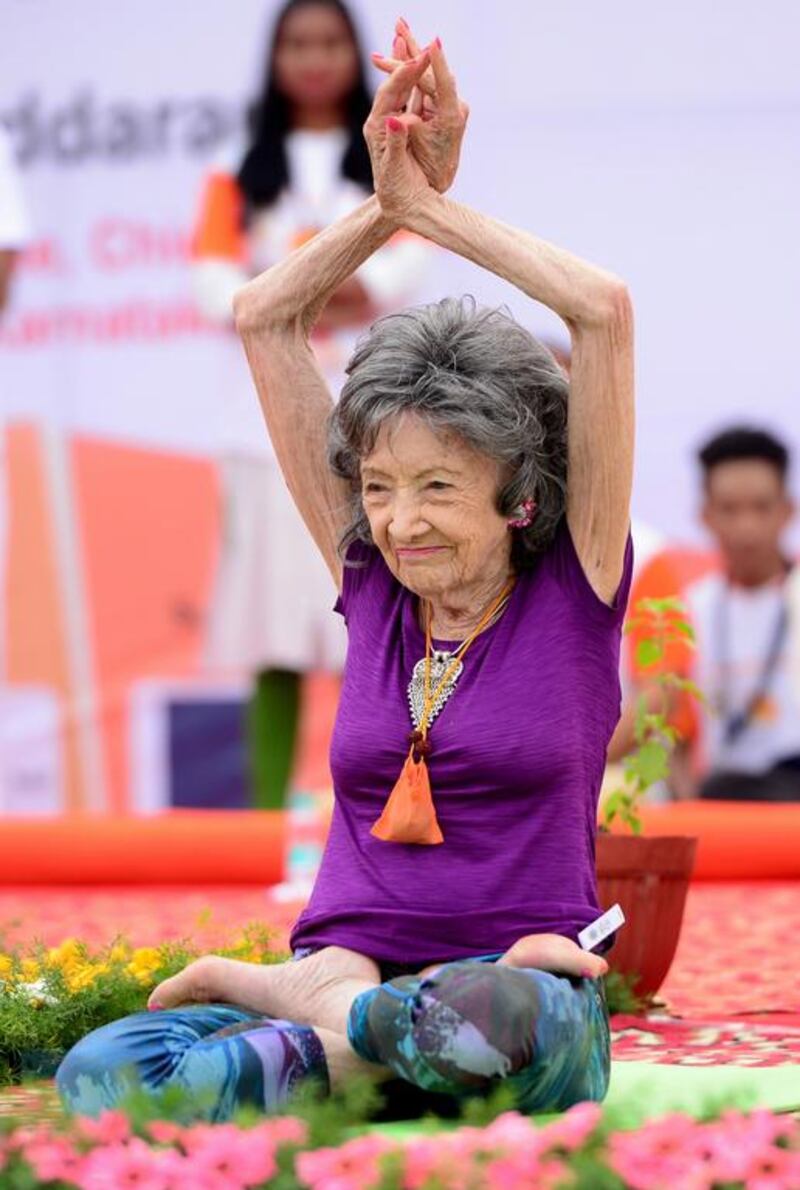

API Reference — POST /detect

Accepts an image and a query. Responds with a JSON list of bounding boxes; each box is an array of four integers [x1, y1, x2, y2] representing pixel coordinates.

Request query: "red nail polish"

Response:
[[435, 36, 442, 49], [385, 117, 403, 132], [148, 1001, 163, 1012], [580, 968, 595, 979]]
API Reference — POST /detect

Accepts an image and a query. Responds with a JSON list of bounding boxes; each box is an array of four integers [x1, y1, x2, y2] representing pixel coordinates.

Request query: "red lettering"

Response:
[[18, 238, 69, 274], [90, 219, 192, 271]]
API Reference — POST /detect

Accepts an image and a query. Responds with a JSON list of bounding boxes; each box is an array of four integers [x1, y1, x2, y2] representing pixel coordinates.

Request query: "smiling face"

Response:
[[361, 413, 513, 601]]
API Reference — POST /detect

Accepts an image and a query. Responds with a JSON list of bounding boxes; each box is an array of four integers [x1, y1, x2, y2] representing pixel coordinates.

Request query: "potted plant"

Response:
[[596, 597, 702, 999]]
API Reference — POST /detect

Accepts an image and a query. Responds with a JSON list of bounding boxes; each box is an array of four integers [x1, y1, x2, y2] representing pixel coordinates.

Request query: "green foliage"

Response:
[[602, 595, 703, 835], [455, 1081, 519, 1126], [0, 927, 289, 1088], [602, 969, 654, 1015]]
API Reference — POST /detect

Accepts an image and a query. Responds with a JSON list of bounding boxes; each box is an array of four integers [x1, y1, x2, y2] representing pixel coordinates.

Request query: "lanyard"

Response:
[[714, 566, 792, 745]]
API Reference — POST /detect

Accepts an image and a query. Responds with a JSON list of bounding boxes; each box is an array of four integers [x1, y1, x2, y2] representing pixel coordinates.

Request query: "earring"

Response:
[[508, 498, 536, 530]]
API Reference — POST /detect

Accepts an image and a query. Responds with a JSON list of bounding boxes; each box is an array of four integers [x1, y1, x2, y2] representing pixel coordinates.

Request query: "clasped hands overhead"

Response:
[[363, 17, 469, 223]]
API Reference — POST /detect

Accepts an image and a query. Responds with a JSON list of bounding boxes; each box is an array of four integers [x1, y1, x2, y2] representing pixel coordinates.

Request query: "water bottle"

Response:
[[271, 786, 333, 902]]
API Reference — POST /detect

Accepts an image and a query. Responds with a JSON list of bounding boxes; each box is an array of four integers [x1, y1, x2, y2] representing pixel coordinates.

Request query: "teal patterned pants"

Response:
[[56, 953, 610, 1121]]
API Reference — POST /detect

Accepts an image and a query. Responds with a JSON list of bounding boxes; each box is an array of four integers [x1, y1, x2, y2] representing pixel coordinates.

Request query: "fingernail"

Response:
[[580, 968, 595, 979], [435, 36, 442, 49], [385, 117, 403, 132], [148, 1001, 163, 1012]]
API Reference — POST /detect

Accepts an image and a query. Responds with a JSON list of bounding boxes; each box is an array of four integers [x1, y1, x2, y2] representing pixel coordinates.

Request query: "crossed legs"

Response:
[[57, 946, 609, 1120]]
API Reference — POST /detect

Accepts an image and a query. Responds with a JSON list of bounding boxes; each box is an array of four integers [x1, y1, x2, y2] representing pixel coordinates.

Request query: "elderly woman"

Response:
[[56, 25, 634, 1122]]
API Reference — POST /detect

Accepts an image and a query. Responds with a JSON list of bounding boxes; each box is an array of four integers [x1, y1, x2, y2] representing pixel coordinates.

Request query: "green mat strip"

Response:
[[368, 1061, 800, 1139]]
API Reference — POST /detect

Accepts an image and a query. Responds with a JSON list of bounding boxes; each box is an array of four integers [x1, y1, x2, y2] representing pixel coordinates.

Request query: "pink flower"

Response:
[[482, 1111, 544, 1153], [538, 1102, 604, 1153], [156, 1149, 236, 1190], [480, 1147, 575, 1190], [537, 1156, 573, 1188], [19, 1135, 86, 1184], [257, 1115, 309, 1148], [75, 1109, 133, 1145], [78, 1137, 176, 1190], [742, 1145, 800, 1190], [146, 1120, 188, 1147], [401, 1135, 456, 1190], [7, 1122, 54, 1150], [606, 1118, 704, 1190], [482, 1151, 548, 1190], [688, 1111, 799, 1185], [179, 1122, 277, 1185], [296, 1133, 396, 1190]]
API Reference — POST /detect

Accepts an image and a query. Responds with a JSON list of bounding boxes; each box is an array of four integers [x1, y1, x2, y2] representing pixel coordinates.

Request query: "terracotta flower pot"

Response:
[[596, 832, 698, 998]]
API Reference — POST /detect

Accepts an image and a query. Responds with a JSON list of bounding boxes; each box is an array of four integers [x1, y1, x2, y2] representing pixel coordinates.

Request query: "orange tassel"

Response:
[[370, 746, 444, 845]]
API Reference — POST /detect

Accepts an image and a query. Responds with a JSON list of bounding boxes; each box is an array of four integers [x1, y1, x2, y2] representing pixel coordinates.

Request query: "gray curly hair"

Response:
[[327, 296, 569, 570]]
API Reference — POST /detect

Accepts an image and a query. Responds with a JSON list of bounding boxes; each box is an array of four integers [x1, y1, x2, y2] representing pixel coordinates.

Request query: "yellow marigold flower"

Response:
[[130, 947, 162, 968], [0, 955, 14, 980], [66, 964, 101, 993], [109, 943, 131, 964], [127, 966, 158, 986], [126, 949, 162, 987], [21, 959, 40, 981], [47, 939, 84, 970]]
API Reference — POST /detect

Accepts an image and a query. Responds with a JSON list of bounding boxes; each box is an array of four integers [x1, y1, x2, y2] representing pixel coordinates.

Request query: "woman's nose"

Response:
[[388, 495, 427, 539]]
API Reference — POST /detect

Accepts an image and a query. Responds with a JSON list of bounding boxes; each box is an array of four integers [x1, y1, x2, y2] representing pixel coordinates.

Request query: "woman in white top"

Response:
[[192, 0, 429, 810]]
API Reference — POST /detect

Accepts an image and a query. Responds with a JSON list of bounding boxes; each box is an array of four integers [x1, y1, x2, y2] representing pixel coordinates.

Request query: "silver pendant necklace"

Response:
[[407, 585, 514, 733], [407, 650, 463, 731]]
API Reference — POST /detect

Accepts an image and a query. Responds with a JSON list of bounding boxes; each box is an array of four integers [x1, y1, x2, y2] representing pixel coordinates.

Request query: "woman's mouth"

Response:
[[395, 546, 447, 559]]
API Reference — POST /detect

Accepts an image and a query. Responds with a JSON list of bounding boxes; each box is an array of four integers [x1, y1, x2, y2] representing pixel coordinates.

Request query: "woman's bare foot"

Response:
[[148, 946, 381, 1035]]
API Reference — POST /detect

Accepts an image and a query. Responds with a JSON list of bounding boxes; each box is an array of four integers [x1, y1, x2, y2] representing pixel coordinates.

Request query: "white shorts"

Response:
[[204, 453, 347, 675]]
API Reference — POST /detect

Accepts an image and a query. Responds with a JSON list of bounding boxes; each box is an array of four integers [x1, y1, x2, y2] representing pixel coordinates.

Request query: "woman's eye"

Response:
[[363, 483, 386, 494], [427, 481, 451, 491]]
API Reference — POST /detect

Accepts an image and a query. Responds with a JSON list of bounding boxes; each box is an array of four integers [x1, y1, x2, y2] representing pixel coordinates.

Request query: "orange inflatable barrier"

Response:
[[0, 811, 284, 886], [0, 802, 798, 885], [605, 801, 800, 881]]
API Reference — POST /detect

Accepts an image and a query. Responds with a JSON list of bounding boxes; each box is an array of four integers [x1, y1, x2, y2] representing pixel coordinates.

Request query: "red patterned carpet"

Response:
[[611, 1014, 800, 1067], [657, 881, 799, 1018], [1, 879, 798, 1071]]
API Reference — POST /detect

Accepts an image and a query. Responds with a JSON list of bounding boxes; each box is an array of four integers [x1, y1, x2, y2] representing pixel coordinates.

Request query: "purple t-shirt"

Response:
[[289, 519, 633, 965]]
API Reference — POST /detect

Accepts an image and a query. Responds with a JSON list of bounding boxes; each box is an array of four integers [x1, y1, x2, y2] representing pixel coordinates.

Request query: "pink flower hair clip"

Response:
[[508, 498, 537, 530]]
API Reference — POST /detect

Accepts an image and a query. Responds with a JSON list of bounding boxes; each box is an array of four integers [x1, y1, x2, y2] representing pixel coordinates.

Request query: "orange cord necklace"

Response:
[[370, 577, 516, 845]]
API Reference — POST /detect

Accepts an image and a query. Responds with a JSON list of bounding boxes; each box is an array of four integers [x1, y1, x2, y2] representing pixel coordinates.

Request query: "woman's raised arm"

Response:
[[367, 45, 633, 604], [387, 167, 633, 603], [233, 54, 433, 588]]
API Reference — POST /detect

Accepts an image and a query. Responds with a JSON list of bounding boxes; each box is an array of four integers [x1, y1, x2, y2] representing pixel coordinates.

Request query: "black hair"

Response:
[[698, 425, 790, 482], [237, 0, 373, 217]]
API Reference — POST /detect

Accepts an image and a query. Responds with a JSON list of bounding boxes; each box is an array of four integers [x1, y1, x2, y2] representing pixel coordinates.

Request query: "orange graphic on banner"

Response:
[[5, 424, 81, 811], [191, 172, 246, 262], [71, 438, 220, 813]]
